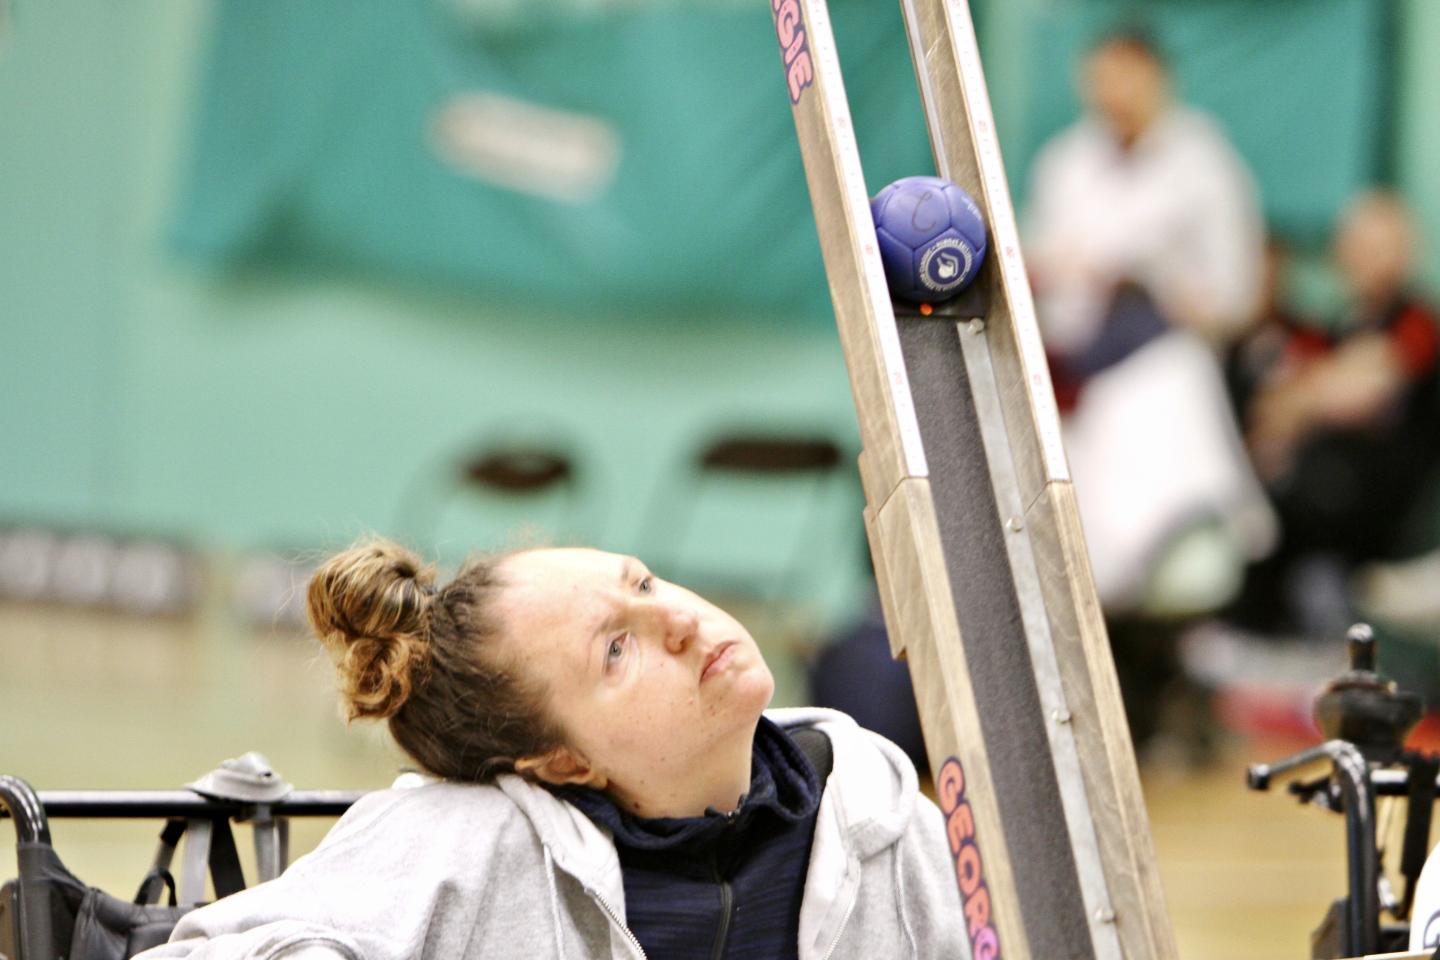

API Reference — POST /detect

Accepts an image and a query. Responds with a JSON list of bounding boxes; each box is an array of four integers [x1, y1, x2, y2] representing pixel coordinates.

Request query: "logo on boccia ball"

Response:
[[919, 238, 976, 295]]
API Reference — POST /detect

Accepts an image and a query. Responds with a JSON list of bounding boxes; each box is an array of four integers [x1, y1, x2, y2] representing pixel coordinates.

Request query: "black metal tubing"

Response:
[[1371, 769, 1440, 796], [0, 775, 51, 844], [3, 789, 365, 820], [1247, 740, 1380, 957], [1334, 743, 1380, 958], [1246, 754, 1440, 798], [0, 775, 54, 960]]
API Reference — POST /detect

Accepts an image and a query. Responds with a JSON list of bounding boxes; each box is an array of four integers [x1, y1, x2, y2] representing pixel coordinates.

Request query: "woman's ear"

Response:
[[515, 747, 608, 789]]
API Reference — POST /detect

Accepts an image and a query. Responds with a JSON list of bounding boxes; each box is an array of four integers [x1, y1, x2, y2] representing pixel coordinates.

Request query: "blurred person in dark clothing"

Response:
[[1233, 191, 1440, 635], [807, 596, 928, 779], [805, 536, 928, 779], [1225, 237, 1319, 419]]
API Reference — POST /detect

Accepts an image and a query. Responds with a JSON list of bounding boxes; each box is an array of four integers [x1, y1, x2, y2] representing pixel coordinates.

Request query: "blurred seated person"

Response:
[[1235, 191, 1440, 635], [1024, 27, 1276, 750], [1224, 237, 1318, 419]]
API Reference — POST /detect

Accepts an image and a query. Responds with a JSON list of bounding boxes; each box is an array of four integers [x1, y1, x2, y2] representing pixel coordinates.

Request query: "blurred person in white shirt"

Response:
[[1024, 28, 1276, 751], [1027, 29, 1265, 356]]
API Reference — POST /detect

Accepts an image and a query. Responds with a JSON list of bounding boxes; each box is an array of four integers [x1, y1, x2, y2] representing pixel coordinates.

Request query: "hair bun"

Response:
[[306, 538, 437, 720]]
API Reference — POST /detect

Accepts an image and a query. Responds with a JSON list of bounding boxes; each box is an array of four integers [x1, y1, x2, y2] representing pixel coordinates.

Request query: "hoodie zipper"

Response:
[[817, 869, 860, 960], [587, 886, 649, 960], [709, 856, 734, 960]]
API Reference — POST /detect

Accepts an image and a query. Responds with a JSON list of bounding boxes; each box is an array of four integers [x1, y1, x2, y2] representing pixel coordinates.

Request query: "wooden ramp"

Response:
[[769, 1, 1178, 957]]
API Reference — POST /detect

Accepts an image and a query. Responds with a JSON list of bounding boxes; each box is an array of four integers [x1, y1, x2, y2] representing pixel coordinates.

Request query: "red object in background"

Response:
[[1048, 351, 1083, 413], [1406, 707, 1440, 754], [1283, 326, 1332, 365], [1280, 300, 1439, 380], [1218, 687, 1440, 754], [1214, 683, 1323, 744], [1391, 304, 1440, 378]]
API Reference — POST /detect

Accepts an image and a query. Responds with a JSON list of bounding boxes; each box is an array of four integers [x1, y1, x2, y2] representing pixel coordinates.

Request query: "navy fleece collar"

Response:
[[557, 717, 820, 853]]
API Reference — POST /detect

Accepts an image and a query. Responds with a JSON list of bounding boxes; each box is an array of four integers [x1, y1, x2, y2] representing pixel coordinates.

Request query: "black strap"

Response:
[[176, 817, 247, 903], [136, 819, 187, 906], [133, 867, 178, 908], [790, 727, 834, 783], [1401, 753, 1440, 919], [207, 818, 246, 899]]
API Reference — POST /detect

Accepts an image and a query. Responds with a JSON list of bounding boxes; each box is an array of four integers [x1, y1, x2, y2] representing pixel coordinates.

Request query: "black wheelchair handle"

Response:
[[0, 774, 50, 845], [0, 787, 366, 827]]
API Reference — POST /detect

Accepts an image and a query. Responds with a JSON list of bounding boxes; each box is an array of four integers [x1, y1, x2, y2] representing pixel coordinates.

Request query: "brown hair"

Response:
[[306, 537, 565, 782], [1090, 26, 1168, 70]]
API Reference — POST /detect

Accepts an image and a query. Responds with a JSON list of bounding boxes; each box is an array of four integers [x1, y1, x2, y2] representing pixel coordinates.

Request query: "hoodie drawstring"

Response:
[[893, 845, 917, 957]]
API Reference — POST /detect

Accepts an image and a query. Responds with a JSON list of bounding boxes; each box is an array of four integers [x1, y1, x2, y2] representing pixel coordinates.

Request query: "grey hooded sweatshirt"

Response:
[[137, 708, 971, 959]]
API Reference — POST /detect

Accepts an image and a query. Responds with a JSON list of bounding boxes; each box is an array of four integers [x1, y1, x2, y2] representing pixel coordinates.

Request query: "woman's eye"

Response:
[[606, 636, 627, 664], [637, 576, 654, 595]]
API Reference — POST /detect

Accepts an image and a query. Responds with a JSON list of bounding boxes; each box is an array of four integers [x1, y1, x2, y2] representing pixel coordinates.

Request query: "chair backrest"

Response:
[[639, 429, 852, 604], [696, 436, 843, 475], [462, 448, 574, 491], [396, 433, 593, 566]]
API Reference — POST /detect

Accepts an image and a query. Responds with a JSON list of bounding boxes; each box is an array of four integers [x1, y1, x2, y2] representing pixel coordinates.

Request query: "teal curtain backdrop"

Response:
[[171, 0, 935, 318], [2, 0, 1436, 628]]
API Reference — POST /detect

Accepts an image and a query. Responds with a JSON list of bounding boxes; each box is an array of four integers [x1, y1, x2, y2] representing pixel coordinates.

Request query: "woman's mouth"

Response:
[[700, 642, 737, 682]]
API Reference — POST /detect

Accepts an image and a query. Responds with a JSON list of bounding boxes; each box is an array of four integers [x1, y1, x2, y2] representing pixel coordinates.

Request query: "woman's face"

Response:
[[494, 548, 775, 808]]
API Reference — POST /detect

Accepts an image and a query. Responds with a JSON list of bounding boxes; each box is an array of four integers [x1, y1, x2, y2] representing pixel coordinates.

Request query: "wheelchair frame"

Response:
[[0, 773, 363, 960]]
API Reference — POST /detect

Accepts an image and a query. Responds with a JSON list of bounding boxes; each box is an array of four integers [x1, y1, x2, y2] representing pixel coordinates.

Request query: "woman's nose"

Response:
[[651, 602, 699, 653]]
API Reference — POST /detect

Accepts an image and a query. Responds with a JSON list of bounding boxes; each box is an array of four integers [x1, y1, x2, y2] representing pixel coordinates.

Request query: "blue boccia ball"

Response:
[[870, 175, 987, 303]]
